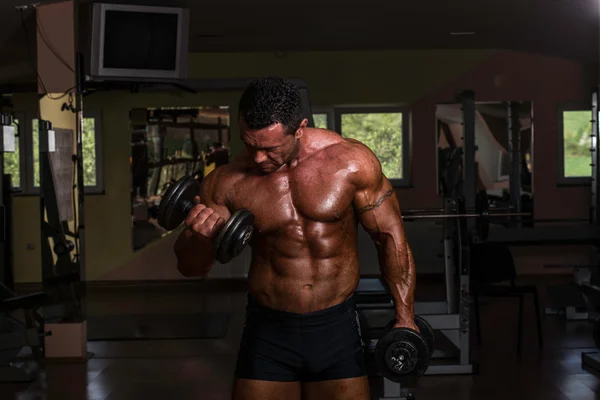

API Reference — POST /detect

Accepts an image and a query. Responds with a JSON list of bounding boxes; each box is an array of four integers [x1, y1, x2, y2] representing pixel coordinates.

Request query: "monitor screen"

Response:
[[90, 4, 189, 80], [103, 10, 178, 71]]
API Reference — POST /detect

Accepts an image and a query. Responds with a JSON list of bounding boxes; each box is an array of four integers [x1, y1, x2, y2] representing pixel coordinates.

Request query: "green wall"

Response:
[[10, 49, 498, 282], [189, 50, 500, 104]]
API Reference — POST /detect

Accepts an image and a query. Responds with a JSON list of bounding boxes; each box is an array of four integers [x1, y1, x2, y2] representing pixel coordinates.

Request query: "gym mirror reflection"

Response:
[[436, 101, 533, 221], [130, 106, 231, 251]]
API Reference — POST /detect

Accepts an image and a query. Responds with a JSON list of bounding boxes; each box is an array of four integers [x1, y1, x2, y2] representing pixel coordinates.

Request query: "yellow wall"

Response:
[[10, 49, 498, 282]]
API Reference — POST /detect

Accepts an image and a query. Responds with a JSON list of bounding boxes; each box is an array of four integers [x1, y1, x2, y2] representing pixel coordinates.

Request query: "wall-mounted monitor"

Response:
[[90, 3, 189, 80]]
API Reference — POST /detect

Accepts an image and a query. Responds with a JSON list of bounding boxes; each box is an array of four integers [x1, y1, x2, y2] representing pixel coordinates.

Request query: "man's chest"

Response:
[[227, 166, 357, 231]]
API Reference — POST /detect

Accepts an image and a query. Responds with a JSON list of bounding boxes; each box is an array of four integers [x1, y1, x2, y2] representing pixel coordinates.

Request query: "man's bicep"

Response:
[[350, 140, 404, 234], [354, 176, 403, 235]]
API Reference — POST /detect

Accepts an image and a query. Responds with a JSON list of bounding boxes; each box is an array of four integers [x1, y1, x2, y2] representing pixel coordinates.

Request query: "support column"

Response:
[[36, 0, 87, 360], [507, 102, 522, 227], [460, 91, 476, 227], [592, 90, 599, 225], [458, 90, 473, 368], [596, 0, 600, 225]]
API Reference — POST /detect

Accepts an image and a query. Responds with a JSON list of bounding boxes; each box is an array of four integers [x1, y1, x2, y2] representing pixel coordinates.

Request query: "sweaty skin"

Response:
[[174, 123, 417, 400]]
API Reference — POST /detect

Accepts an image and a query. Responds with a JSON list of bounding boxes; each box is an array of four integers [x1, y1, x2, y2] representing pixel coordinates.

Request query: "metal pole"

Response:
[[459, 91, 474, 369], [591, 89, 599, 226], [403, 206, 515, 214], [403, 212, 530, 220], [461, 91, 477, 234], [508, 102, 522, 223], [75, 53, 86, 283], [443, 198, 457, 314], [0, 115, 7, 290], [2, 174, 13, 292]]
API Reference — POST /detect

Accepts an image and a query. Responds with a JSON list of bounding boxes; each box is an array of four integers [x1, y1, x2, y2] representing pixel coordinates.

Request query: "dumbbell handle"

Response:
[[181, 201, 193, 215], [180, 200, 226, 222]]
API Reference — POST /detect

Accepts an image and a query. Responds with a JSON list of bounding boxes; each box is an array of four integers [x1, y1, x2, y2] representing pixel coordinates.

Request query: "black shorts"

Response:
[[234, 294, 367, 382]]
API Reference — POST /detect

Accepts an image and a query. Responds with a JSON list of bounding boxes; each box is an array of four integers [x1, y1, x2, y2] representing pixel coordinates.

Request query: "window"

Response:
[[312, 107, 334, 131], [335, 107, 409, 186], [560, 107, 592, 183], [4, 118, 20, 189], [313, 113, 328, 129], [28, 113, 104, 194], [82, 117, 98, 187], [32, 118, 39, 187]]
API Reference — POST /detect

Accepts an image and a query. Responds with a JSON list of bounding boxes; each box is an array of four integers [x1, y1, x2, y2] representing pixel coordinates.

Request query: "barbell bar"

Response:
[[403, 210, 589, 224], [403, 207, 514, 214], [399, 191, 533, 240], [402, 212, 530, 220]]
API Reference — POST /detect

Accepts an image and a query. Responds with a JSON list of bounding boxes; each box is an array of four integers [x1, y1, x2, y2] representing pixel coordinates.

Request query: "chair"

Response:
[[0, 282, 49, 382], [470, 242, 543, 357]]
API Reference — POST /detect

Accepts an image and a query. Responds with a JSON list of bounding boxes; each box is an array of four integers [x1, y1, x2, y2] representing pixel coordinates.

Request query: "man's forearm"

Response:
[[174, 229, 215, 277], [377, 233, 416, 322]]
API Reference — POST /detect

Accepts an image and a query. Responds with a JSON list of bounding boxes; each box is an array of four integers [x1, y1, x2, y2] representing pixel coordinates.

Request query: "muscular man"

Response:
[[174, 77, 417, 400]]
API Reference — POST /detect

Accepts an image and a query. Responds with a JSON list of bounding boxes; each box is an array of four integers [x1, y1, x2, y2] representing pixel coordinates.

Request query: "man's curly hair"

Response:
[[238, 76, 303, 135]]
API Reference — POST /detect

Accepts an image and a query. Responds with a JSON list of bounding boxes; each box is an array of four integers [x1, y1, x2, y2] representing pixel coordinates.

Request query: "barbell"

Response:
[[402, 191, 531, 240]]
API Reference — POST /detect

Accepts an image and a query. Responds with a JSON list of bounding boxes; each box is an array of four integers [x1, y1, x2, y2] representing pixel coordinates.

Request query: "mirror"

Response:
[[130, 106, 231, 251], [436, 101, 533, 217]]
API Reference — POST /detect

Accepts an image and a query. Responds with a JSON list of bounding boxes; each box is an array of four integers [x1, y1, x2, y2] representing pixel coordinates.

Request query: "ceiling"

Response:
[[0, 0, 598, 85]]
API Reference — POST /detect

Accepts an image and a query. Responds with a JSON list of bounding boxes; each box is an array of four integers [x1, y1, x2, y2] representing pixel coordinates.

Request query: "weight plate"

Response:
[[594, 317, 600, 349], [214, 208, 255, 264], [157, 176, 201, 231], [414, 315, 435, 358], [384, 316, 435, 358], [375, 327, 430, 382]]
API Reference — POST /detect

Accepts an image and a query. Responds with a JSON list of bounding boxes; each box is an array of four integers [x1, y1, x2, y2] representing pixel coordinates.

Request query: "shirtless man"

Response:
[[174, 77, 417, 400]]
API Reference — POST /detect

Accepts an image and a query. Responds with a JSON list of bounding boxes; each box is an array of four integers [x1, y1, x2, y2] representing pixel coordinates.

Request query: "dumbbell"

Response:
[[375, 315, 435, 382], [157, 175, 255, 264]]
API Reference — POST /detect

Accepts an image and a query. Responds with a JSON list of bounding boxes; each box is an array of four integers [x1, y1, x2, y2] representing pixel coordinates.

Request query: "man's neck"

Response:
[[286, 130, 312, 169]]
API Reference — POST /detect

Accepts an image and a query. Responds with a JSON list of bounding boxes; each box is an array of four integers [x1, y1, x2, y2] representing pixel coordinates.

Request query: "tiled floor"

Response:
[[2, 276, 600, 399]]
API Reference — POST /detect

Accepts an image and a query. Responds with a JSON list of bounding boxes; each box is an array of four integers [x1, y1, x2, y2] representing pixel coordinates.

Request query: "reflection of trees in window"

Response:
[[313, 113, 328, 129], [82, 118, 97, 186], [341, 113, 403, 180], [33, 118, 38, 186], [563, 110, 592, 178]]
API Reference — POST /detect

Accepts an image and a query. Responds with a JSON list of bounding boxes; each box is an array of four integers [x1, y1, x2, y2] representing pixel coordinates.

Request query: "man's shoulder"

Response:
[[201, 162, 243, 208], [321, 135, 379, 167], [209, 158, 247, 185], [321, 137, 382, 191]]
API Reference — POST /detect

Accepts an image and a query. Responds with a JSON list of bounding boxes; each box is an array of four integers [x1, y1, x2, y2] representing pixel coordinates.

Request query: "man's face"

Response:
[[240, 121, 303, 173]]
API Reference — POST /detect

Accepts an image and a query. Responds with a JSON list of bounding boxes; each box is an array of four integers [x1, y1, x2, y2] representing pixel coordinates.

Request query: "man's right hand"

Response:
[[184, 197, 226, 240]]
